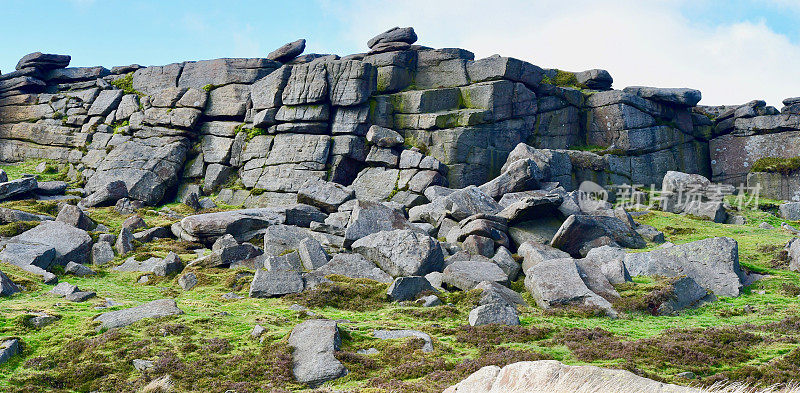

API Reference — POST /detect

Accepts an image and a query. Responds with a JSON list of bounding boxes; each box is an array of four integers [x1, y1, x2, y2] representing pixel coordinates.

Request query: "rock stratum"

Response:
[[1, 26, 800, 392], [2, 27, 798, 208]]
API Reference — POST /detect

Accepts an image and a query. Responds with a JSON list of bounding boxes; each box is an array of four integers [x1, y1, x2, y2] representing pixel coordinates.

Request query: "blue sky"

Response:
[[2, 0, 799, 106]]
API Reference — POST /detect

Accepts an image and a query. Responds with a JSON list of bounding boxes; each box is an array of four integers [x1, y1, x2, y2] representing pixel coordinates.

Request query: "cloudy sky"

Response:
[[2, 0, 798, 107]]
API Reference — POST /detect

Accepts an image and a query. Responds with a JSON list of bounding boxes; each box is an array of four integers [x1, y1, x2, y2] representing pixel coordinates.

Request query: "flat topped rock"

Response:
[[622, 86, 702, 107], [16, 52, 71, 70], [94, 299, 184, 329], [368, 27, 418, 49], [373, 329, 433, 352], [268, 39, 306, 63]]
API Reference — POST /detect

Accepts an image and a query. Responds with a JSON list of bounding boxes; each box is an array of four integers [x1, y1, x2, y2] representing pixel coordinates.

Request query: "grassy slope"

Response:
[[1, 167, 800, 391]]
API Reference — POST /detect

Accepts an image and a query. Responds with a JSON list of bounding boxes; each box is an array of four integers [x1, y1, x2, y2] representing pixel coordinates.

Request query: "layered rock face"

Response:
[[2, 27, 770, 208]]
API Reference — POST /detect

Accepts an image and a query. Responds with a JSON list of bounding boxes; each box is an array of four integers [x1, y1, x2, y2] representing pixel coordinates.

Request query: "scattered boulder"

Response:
[[475, 280, 526, 307], [654, 276, 713, 315], [0, 338, 20, 366], [550, 215, 646, 258], [249, 267, 304, 298], [297, 178, 354, 213], [175, 208, 284, 244], [468, 303, 520, 326], [518, 241, 571, 273], [344, 200, 418, 246], [373, 329, 433, 352], [94, 299, 184, 329], [443, 260, 508, 290], [0, 177, 37, 201], [386, 276, 436, 301], [524, 258, 616, 317], [352, 229, 444, 277], [267, 39, 306, 63], [288, 319, 348, 387], [297, 237, 329, 270], [55, 204, 93, 231], [115, 227, 134, 255], [66, 291, 96, 302], [5, 220, 92, 266], [624, 237, 744, 297], [779, 202, 800, 221], [367, 27, 418, 49], [81, 180, 128, 208], [65, 261, 95, 277], [178, 272, 198, 291], [91, 242, 115, 265], [311, 253, 392, 283], [49, 282, 79, 297], [113, 252, 183, 276]]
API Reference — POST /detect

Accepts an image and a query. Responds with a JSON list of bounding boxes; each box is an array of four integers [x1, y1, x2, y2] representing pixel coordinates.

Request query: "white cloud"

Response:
[[332, 0, 800, 107]]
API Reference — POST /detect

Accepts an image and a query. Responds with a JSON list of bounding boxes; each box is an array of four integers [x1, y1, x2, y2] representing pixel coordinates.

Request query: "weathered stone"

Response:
[[386, 276, 436, 301], [55, 204, 93, 231], [91, 241, 115, 265], [575, 69, 613, 90], [0, 177, 37, 200], [65, 261, 95, 277], [114, 252, 183, 276], [0, 339, 20, 366], [352, 229, 444, 277], [249, 267, 304, 298], [468, 303, 520, 326], [623, 86, 702, 107], [344, 200, 416, 246], [655, 276, 712, 315], [178, 58, 279, 88], [298, 237, 329, 270], [551, 215, 646, 258], [524, 258, 616, 317], [624, 237, 745, 297], [312, 253, 392, 283], [176, 208, 284, 244], [326, 60, 376, 106], [204, 83, 250, 118], [16, 52, 70, 70], [288, 319, 348, 387], [297, 177, 354, 213], [443, 260, 508, 290], [475, 280, 526, 307], [82, 180, 128, 208], [779, 202, 800, 221], [94, 299, 184, 329], [36, 180, 68, 196], [466, 55, 544, 89], [0, 207, 51, 224], [268, 39, 307, 63], [251, 66, 292, 110], [87, 136, 187, 206], [282, 62, 328, 105], [368, 27, 418, 48], [6, 220, 92, 266], [87, 90, 123, 117]]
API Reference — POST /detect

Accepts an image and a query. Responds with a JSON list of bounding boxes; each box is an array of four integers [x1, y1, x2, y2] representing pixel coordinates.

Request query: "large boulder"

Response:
[[288, 319, 348, 387], [248, 267, 304, 298], [297, 178, 354, 213], [551, 215, 645, 258], [351, 229, 444, 277], [367, 27, 418, 49], [94, 299, 184, 329], [443, 260, 508, 290], [524, 258, 616, 317], [113, 252, 183, 276], [468, 303, 520, 326], [16, 52, 70, 70], [443, 360, 697, 393], [479, 158, 542, 199], [311, 253, 392, 283], [267, 39, 306, 63], [344, 200, 418, 246], [5, 221, 92, 266], [174, 208, 284, 244], [624, 237, 745, 297], [386, 276, 436, 301], [0, 177, 37, 200]]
